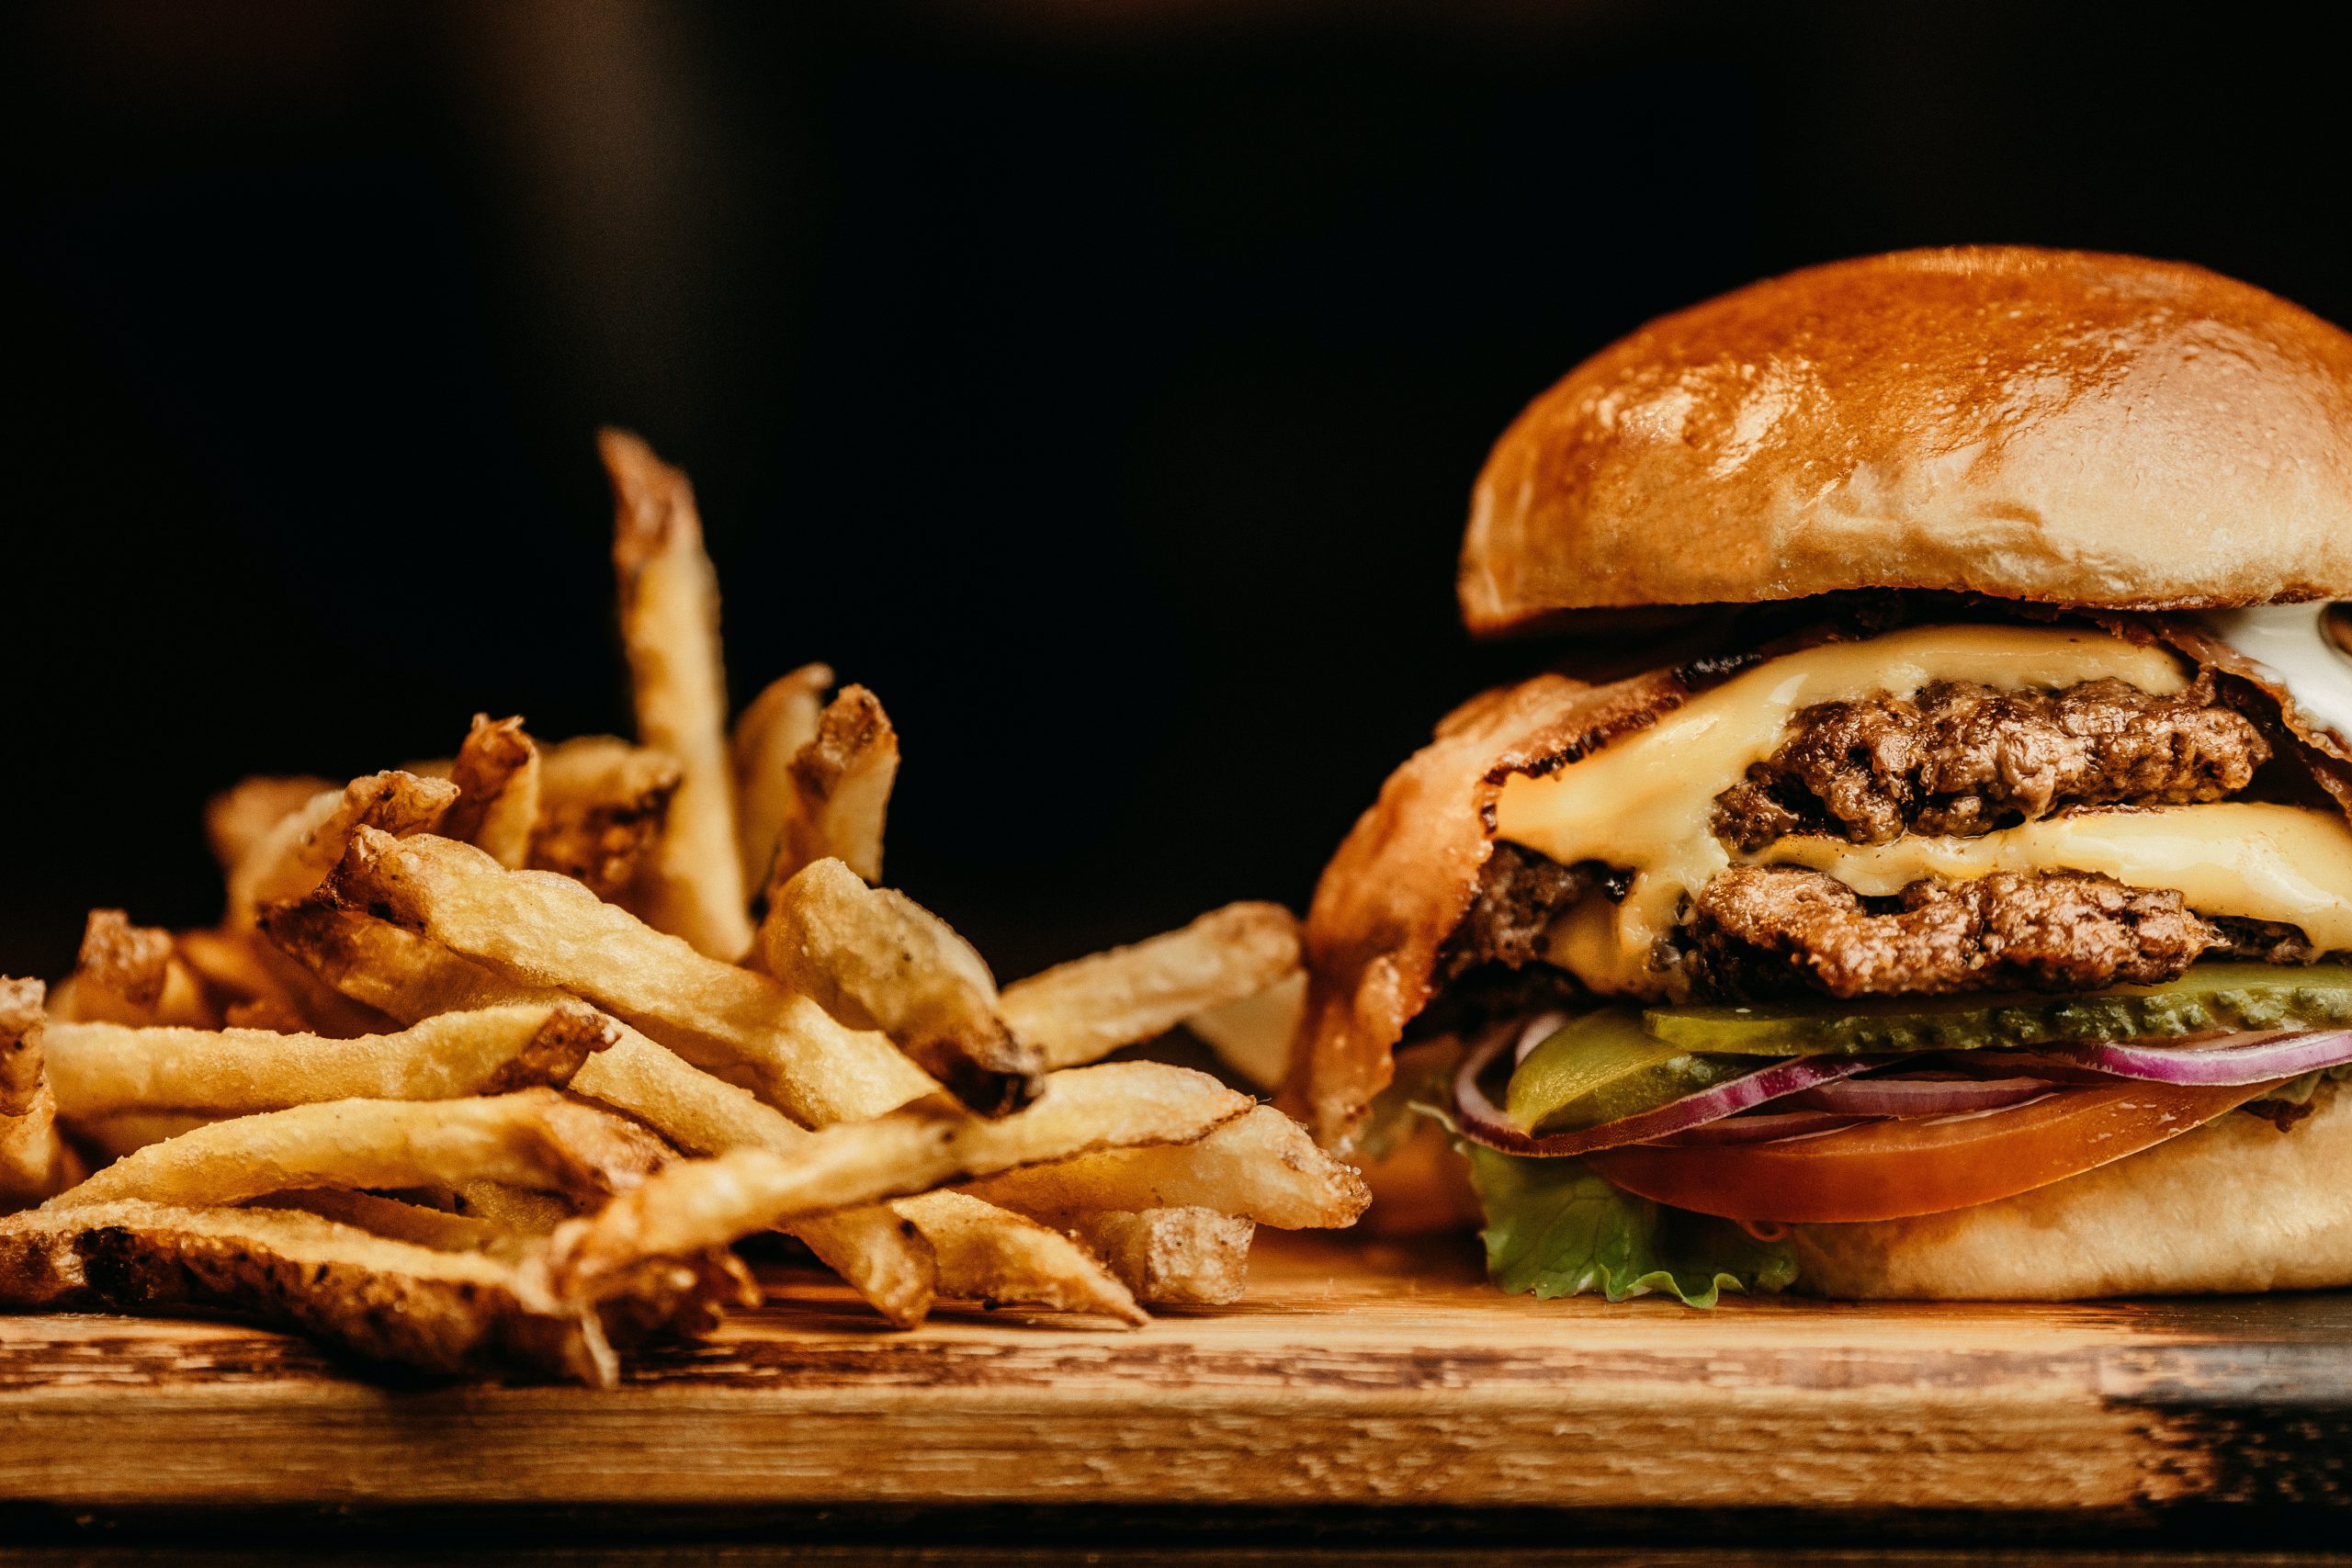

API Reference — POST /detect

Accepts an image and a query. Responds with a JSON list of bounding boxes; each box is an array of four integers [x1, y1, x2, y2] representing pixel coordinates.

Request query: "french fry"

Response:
[[3, 982, 84, 1206], [68, 911, 219, 1029], [263, 897, 943, 1325], [759, 857, 1043, 1115], [330, 829, 941, 1123], [43, 1003, 616, 1120], [65, 1110, 215, 1161], [529, 737, 683, 901], [768, 684, 898, 892], [602, 427, 752, 960], [899, 1190, 1143, 1325], [732, 662, 832, 895], [442, 714, 542, 869], [261, 1188, 528, 1258], [454, 1181, 578, 1234], [48, 1089, 672, 1212], [1000, 902, 1304, 1070], [550, 1061, 1252, 1295], [1054, 1207, 1255, 1306], [1185, 971, 1306, 1092], [204, 774, 334, 874], [224, 771, 459, 930], [959, 1104, 1371, 1229]]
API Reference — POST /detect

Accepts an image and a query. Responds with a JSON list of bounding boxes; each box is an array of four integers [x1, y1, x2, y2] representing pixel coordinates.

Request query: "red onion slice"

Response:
[[1512, 1010, 1575, 1066], [1450, 1025, 1880, 1158], [1792, 1075, 2053, 1116], [1648, 1110, 1879, 1146], [2057, 1028, 2352, 1085]]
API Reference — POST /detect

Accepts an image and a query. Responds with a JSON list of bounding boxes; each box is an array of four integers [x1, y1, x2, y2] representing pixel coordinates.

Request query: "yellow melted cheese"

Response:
[[1757, 803, 2352, 953], [1492, 624, 2197, 994]]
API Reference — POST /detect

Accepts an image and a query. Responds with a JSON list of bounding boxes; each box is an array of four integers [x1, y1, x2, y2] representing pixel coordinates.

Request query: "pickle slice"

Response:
[[1507, 1008, 1747, 1133], [1643, 963, 2352, 1055]]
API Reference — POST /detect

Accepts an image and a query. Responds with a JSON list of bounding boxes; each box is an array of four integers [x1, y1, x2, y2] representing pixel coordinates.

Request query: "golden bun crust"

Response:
[[1462, 247, 2352, 634], [1793, 1085, 2352, 1299]]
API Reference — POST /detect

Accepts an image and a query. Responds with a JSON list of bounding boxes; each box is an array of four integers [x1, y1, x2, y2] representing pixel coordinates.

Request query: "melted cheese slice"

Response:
[[1758, 803, 2352, 953], [1492, 623, 2195, 994]]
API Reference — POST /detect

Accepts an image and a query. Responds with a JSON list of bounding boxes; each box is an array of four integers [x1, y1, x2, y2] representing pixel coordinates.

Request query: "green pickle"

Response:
[[1642, 963, 2352, 1055], [1506, 1008, 1747, 1134]]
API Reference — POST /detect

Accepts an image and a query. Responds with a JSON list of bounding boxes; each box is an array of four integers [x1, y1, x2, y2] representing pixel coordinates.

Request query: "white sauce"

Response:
[[2195, 604, 2352, 747]]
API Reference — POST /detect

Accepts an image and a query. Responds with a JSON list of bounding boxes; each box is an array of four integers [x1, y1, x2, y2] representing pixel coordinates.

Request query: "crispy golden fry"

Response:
[[1054, 1207, 1255, 1305], [331, 829, 940, 1123], [65, 1110, 215, 1160], [261, 1188, 526, 1257], [529, 736, 683, 900], [733, 662, 833, 894], [760, 857, 1043, 1115], [3, 980, 85, 1206], [204, 774, 335, 874], [48, 1089, 671, 1212], [550, 1061, 1251, 1295], [769, 684, 898, 893], [960, 1103, 1370, 1229], [0, 1200, 740, 1385], [443, 714, 542, 870], [225, 771, 459, 930], [263, 897, 941, 1325], [1, 977, 44, 1119], [897, 1190, 1142, 1325], [602, 428, 752, 960], [68, 911, 219, 1029], [43, 1003, 616, 1120], [454, 1180, 577, 1234], [1000, 902, 1304, 1070], [1185, 971, 1306, 1092]]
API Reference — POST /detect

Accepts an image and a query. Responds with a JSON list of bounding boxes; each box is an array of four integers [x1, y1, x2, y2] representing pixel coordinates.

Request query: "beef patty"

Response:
[[1712, 675, 2268, 852], [1688, 864, 2220, 998]]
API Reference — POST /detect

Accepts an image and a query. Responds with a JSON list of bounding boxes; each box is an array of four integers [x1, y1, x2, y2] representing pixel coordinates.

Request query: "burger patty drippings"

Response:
[[1710, 675, 2268, 852], [1688, 864, 2221, 998]]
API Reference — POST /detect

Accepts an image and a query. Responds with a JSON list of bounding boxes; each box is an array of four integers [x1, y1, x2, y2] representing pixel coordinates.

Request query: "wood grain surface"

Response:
[[3, 1232, 2349, 1514]]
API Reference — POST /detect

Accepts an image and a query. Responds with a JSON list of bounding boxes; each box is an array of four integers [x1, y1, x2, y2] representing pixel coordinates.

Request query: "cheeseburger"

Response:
[[1289, 246, 2352, 1302]]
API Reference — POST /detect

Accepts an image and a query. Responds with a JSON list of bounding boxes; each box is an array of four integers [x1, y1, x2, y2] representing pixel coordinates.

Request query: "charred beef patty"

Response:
[[1688, 865, 2219, 998], [1711, 675, 2267, 852], [1437, 843, 1598, 982]]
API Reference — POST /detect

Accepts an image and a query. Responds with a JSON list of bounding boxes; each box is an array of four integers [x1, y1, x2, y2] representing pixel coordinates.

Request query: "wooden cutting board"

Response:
[[3, 1231, 2348, 1514]]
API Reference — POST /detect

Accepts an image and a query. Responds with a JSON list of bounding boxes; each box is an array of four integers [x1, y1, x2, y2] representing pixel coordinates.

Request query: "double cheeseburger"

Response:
[[1288, 246, 2352, 1302]]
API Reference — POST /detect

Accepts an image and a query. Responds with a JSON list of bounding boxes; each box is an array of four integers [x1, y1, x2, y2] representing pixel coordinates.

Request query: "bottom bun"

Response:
[[1792, 1084, 2352, 1299]]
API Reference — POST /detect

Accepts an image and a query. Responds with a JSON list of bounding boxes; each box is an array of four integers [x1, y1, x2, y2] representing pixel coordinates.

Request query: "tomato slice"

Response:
[[1585, 1080, 2272, 1224]]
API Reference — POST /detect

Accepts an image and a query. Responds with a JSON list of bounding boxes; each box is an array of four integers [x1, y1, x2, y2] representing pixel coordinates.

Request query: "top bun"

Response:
[[1460, 247, 2352, 635]]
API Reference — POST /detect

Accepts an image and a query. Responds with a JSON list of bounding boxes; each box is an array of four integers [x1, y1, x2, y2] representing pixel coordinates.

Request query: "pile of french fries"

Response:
[[0, 430, 1363, 1383]]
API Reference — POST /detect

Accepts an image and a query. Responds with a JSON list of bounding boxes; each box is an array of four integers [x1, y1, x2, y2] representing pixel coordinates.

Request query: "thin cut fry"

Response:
[[1055, 1207, 1255, 1305], [455, 1181, 577, 1234], [69, 911, 218, 1029], [1000, 902, 1304, 1069], [64, 1110, 215, 1161], [551, 1061, 1252, 1295], [768, 684, 898, 893], [960, 1103, 1371, 1229], [331, 829, 940, 1123], [4, 979, 82, 1205], [48, 1089, 672, 1212], [261, 1189, 527, 1257], [760, 857, 1043, 1115], [0, 1201, 616, 1382], [602, 427, 752, 960], [2, 977, 45, 1119], [204, 774, 334, 874], [732, 662, 832, 895], [264, 898, 940, 1325], [1186, 971, 1306, 1092], [529, 737, 682, 900], [899, 1190, 1143, 1325], [43, 1003, 616, 1119], [442, 714, 542, 869], [225, 771, 459, 929]]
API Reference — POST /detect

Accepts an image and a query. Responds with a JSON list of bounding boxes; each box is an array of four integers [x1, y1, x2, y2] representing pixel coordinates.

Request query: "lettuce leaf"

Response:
[[1457, 1141, 1797, 1308]]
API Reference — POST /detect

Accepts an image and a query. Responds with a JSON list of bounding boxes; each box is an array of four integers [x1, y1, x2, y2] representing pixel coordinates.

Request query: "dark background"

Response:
[[2, 0, 2342, 980]]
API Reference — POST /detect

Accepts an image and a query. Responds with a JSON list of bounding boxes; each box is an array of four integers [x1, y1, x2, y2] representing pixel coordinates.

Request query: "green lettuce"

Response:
[[1456, 1140, 1797, 1308]]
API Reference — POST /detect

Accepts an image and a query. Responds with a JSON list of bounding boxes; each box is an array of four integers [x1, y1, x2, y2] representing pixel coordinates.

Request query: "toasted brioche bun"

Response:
[[1461, 247, 2352, 635], [1792, 1084, 2352, 1299]]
